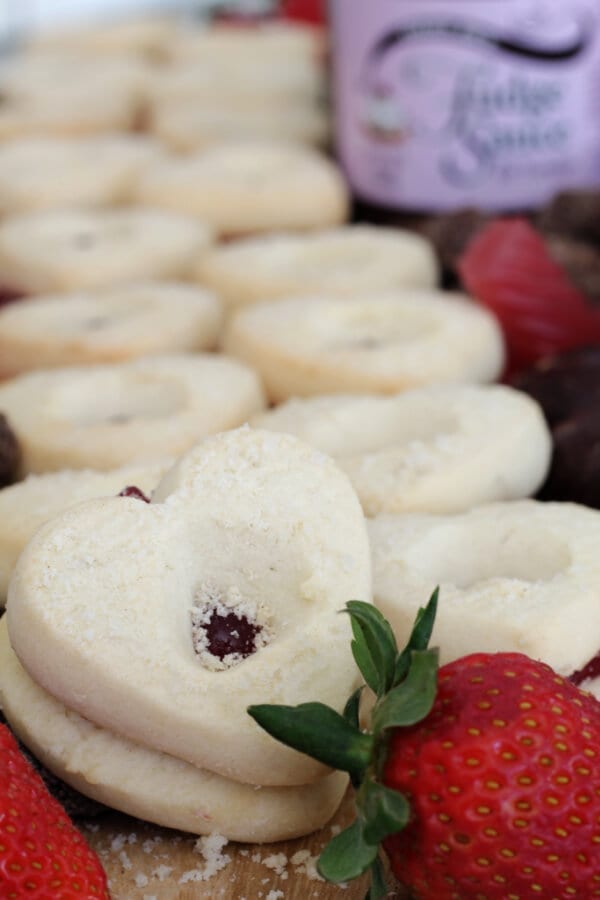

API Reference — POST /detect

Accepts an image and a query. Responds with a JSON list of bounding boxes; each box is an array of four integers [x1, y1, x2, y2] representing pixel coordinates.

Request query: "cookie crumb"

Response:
[[179, 832, 231, 883]]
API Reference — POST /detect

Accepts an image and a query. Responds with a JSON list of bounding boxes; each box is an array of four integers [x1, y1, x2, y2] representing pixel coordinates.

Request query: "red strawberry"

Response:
[[249, 591, 600, 899], [457, 218, 600, 377], [383, 652, 600, 898], [0, 724, 109, 898]]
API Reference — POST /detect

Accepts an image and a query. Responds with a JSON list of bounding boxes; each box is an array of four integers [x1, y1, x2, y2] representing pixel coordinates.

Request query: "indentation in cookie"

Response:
[[190, 584, 270, 671], [422, 524, 571, 589], [60, 377, 186, 426]]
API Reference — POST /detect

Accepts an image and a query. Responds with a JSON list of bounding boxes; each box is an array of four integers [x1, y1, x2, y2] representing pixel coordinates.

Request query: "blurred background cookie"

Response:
[[196, 225, 439, 313], [136, 141, 349, 237], [0, 208, 212, 293], [224, 291, 505, 401], [0, 282, 223, 377], [0, 354, 265, 473], [0, 135, 161, 216]]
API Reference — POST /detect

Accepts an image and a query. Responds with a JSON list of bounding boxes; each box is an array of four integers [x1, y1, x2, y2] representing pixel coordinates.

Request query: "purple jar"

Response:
[[329, 0, 600, 212]]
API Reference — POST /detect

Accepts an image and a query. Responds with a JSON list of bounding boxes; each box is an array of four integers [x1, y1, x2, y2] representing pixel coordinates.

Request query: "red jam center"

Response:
[[202, 609, 262, 661], [118, 485, 150, 502], [569, 651, 600, 686]]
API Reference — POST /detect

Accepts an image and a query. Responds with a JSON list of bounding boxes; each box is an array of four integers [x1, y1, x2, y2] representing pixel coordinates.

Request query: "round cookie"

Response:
[[0, 622, 348, 842], [6, 427, 371, 786], [135, 142, 349, 237], [0, 53, 148, 139], [25, 17, 177, 60], [368, 500, 600, 679], [151, 97, 329, 152], [0, 136, 162, 216], [224, 291, 505, 402], [0, 208, 212, 294], [0, 460, 170, 604], [252, 385, 551, 516], [159, 22, 324, 102], [168, 21, 325, 67], [0, 354, 265, 473], [196, 225, 439, 312], [0, 282, 223, 377]]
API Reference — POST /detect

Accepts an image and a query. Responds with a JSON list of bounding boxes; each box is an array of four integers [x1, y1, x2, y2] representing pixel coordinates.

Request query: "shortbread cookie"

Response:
[[0, 209, 212, 294], [0, 136, 162, 216], [0, 460, 170, 603], [149, 56, 323, 106], [197, 226, 439, 311], [0, 283, 223, 377], [0, 53, 148, 139], [136, 142, 349, 237], [26, 17, 177, 60], [252, 385, 551, 516], [224, 292, 505, 402], [160, 23, 324, 102], [7, 428, 371, 786], [0, 354, 265, 473], [169, 21, 324, 67], [151, 97, 329, 152], [368, 500, 600, 679], [0, 625, 348, 841]]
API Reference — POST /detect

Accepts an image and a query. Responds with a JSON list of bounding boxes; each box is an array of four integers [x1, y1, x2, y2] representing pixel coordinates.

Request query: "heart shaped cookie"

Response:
[[7, 427, 371, 786], [0, 621, 348, 842]]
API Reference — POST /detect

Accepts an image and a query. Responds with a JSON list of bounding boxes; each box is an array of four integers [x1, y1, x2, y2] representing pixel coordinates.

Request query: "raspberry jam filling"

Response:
[[0, 286, 26, 307], [118, 485, 150, 502], [190, 587, 268, 671], [569, 651, 600, 687], [201, 609, 262, 661]]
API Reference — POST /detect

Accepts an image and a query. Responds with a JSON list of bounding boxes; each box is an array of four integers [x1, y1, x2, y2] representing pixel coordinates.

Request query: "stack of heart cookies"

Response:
[[0, 427, 371, 841]]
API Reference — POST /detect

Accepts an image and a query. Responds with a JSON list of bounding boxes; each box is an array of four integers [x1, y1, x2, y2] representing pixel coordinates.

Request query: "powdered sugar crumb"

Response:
[[152, 865, 173, 882], [261, 853, 288, 876], [178, 833, 231, 883]]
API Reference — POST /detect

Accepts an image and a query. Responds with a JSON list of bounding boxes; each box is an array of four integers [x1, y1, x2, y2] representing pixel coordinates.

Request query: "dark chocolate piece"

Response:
[[512, 346, 600, 508], [537, 189, 600, 245], [545, 235, 600, 305], [0, 413, 20, 488], [0, 711, 107, 818]]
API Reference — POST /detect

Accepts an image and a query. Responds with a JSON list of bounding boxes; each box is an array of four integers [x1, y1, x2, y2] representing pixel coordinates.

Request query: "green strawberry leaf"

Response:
[[349, 615, 380, 695], [317, 818, 378, 883], [345, 601, 398, 697], [372, 648, 439, 734], [366, 855, 389, 900], [393, 587, 439, 685], [358, 778, 410, 845], [247, 702, 373, 782], [343, 685, 363, 729]]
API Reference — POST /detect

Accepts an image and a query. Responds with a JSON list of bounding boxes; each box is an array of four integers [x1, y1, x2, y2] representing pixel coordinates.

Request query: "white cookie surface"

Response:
[[136, 142, 349, 237], [0, 53, 148, 139], [0, 208, 212, 293], [252, 385, 551, 516], [197, 226, 439, 311], [0, 622, 348, 842], [0, 354, 265, 473], [152, 98, 329, 152], [224, 292, 505, 401], [369, 500, 600, 677], [7, 428, 371, 786], [0, 136, 162, 216], [0, 460, 170, 604], [0, 282, 223, 376]]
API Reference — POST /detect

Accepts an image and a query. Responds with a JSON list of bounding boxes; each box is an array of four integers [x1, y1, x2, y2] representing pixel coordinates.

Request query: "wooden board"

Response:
[[83, 789, 400, 900]]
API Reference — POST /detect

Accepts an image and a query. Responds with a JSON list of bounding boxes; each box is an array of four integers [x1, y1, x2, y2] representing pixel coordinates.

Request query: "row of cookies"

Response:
[[2, 421, 599, 845], [1, 19, 327, 148]]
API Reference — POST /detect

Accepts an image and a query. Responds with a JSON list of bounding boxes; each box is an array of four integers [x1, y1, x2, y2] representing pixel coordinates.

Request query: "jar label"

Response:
[[330, 0, 600, 210]]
